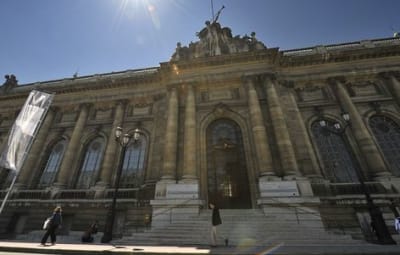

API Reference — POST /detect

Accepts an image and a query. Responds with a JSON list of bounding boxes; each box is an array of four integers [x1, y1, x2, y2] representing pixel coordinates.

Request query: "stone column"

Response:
[[97, 101, 126, 187], [152, 87, 202, 227], [16, 107, 56, 188], [246, 77, 276, 178], [264, 77, 300, 179], [181, 85, 197, 182], [287, 90, 322, 178], [54, 103, 90, 188], [384, 72, 400, 106], [161, 88, 178, 180], [332, 78, 391, 179]]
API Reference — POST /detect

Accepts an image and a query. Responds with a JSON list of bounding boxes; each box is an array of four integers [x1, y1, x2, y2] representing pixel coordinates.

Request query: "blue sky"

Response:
[[1, 0, 399, 85]]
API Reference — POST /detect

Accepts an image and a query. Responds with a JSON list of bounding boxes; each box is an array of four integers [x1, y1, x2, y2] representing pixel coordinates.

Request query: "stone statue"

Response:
[[170, 5, 267, 61], [2, 74, 18, 93]]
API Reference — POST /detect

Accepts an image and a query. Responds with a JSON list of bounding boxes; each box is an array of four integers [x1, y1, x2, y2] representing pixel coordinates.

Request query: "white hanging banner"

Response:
[[0, 90, 54, 173]]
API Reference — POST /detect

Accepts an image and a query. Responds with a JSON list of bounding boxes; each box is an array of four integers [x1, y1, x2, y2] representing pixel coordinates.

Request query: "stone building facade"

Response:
[[0, 22, 400, 243]]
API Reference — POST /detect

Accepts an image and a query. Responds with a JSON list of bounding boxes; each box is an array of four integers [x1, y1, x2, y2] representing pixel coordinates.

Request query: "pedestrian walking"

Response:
[[209, 202, 222, 247], [40, 206, 62, 246]]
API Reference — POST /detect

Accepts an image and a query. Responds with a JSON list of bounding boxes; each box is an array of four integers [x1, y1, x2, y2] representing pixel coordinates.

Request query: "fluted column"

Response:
[[287, 91, 321, 178], [17, 107, 56, 188], [97, 101, 126, 186], [332, 78, 390, 179], [181, 85, 197, 182], [161, 88, 179, 180], [246, 77, 276, 177], [54, 104, 90, 187], [264, 77, 300, 179]]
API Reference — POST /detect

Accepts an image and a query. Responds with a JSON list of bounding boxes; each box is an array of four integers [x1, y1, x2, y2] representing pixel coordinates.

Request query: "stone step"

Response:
[[117, 236, 363, 246], [127, 231, 353, 240], [119, 208, 360, 246]]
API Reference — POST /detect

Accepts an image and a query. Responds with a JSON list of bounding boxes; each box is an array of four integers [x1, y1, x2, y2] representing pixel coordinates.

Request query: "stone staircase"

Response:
[[116, 209, 366, 246]]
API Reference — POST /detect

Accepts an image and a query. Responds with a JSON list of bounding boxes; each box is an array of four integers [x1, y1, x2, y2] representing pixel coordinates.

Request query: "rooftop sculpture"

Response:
[[171, 6, 266, 61]]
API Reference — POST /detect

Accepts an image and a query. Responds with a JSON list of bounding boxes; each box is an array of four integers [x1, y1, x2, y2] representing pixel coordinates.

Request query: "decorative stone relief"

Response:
[[209, 89, 232, 101], [351, 82, 381, 97], [133, 105, 151, 115], [60, 112, 77, 123], [295, 86, 327, 102], [95, 109, 112, 120]]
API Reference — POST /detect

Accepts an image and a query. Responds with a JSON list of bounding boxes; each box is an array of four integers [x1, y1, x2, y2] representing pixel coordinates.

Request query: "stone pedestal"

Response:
[[49, 183, 66, 199], [92, 182, 108, 199], [258, 178, 314, 198], [381, 177, 400, 193], [151, 181, 204, 227], [257, 196, 322, 227], [257, 178, 321, 226]]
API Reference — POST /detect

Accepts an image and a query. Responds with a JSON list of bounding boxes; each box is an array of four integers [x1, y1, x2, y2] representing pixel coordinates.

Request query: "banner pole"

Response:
[[0, 173, 17, 214]]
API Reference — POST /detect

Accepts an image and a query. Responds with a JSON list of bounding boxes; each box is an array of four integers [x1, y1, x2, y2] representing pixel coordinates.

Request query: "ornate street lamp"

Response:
[[101, 127, 141, 243], [319, 112, 395, 245]]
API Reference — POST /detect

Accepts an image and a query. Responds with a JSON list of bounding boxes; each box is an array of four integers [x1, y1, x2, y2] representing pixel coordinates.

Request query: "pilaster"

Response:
[[54, 103, 90, 188], [245, 76, 276, 178], [181, 84, 198, 183], [264, 76, 300, 179], [95, 100, 126, 197]]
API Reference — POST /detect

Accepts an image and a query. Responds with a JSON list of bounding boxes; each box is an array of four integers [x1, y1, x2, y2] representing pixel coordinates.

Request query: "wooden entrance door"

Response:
[[207, 119, 251, 209]]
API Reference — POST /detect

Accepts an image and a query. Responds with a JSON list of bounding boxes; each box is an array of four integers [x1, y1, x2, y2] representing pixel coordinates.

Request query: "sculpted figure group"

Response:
[[171, 9, 266, 61]]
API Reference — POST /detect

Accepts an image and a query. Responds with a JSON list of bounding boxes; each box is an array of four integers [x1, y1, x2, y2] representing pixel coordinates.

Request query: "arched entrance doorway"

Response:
[[206, 119, 251, 209]]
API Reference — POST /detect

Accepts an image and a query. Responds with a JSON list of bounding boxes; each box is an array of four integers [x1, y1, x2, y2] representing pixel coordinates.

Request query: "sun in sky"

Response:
[[116, 0, 161, 29]]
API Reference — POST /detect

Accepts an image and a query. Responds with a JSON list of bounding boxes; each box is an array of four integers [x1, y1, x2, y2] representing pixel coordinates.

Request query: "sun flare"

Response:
[[116, 0, 160, 29]]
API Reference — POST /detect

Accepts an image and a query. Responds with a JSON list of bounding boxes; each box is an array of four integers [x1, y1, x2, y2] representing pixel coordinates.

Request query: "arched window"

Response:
[[76, 137, 105, 189], [369, 115, 400, 176], [311, 121, 359, 183], [38, 140, 66, 188], [120, 135, 147, 188]]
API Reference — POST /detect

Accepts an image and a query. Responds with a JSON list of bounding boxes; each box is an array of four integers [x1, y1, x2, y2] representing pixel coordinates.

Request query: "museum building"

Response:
[[0, 20, 400, 245]]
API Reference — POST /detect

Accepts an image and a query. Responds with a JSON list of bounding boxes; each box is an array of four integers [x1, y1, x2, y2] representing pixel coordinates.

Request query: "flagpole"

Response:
[[211, 0, 214, 21], [0, 173, 17, 214], [0, 90, 55, 215]]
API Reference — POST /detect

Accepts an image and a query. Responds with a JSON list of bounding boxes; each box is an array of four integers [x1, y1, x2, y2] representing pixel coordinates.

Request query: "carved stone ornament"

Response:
[[213, 103, 230, 117], [171, 21, 267, 61]]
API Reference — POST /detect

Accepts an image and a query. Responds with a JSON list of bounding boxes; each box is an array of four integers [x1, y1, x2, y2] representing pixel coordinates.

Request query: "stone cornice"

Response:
[[281, 37, 400, 67], [0, 67, 161, 99], [162, 48, 279, 72]]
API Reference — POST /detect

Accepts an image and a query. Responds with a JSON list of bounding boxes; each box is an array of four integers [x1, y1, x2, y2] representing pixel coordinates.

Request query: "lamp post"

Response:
[[101, 127, 140, 243], [319, 112, 396, 245]]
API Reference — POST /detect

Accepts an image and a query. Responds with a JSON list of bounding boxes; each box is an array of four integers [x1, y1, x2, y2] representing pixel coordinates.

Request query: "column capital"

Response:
[[78, 102, 92, 112], [48, 106, 59, 114], [327, 76, 346, 86], [377, 71, 400, 80], [278, 80, 295, 89], [166, 85, 179, 93], [242, 72, 277, 84], [242, 76, 256, 90], [115, 99, 128, 107], [242, 75, 255, 83], [260, 73, 278, 83]]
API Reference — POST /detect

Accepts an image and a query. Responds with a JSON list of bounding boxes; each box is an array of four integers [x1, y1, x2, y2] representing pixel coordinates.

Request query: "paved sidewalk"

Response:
[[0, 240, 399, 255]]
